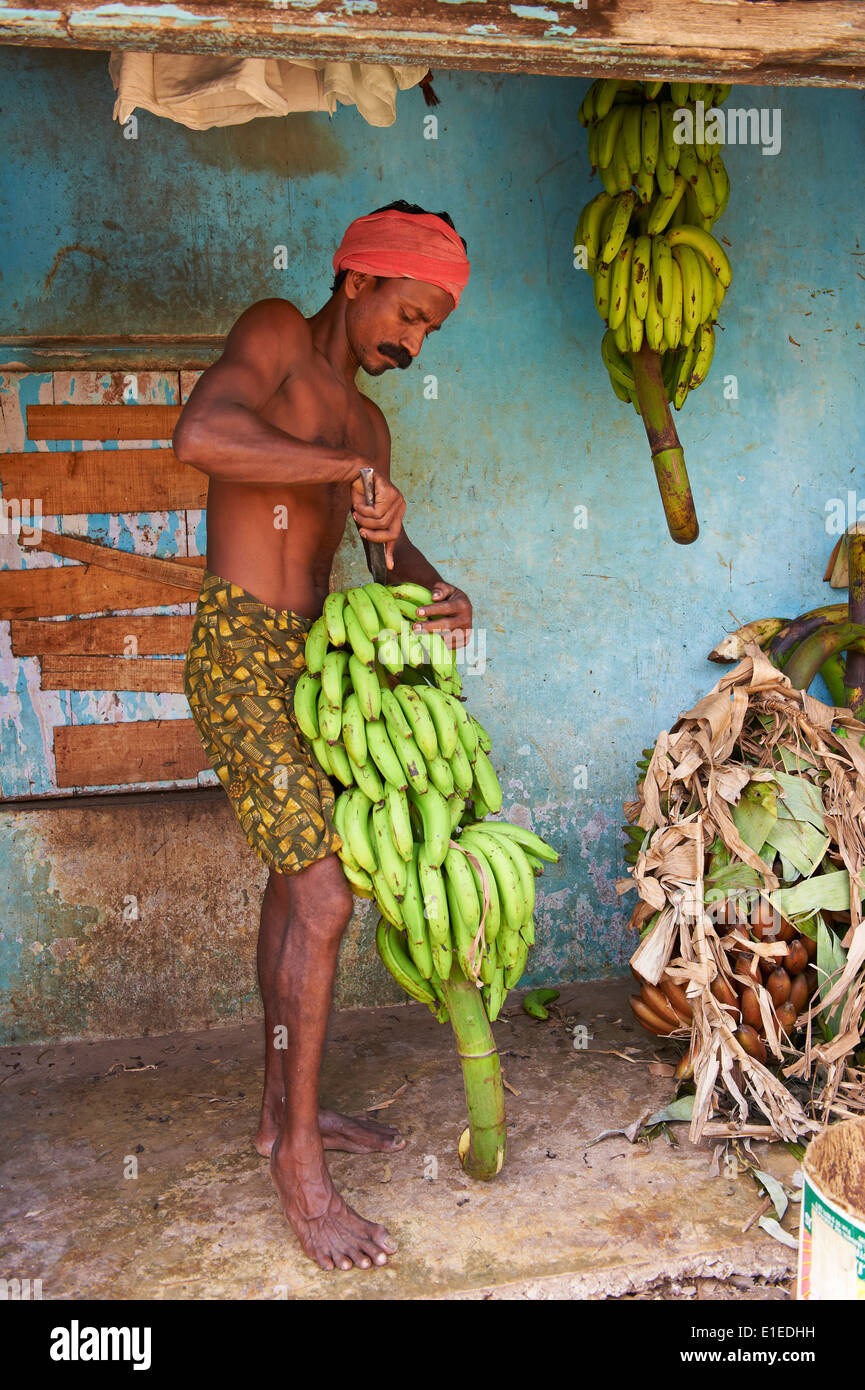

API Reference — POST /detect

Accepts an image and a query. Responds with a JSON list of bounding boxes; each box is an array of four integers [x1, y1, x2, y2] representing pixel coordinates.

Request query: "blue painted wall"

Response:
[[1, 45, 864, 1029]]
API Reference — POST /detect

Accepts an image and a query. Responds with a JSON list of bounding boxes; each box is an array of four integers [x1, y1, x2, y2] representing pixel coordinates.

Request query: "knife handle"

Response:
[[358, 467, 389, 584]]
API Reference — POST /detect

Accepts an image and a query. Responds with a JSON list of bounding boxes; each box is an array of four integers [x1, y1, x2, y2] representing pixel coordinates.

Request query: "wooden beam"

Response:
[[27, 404, 182, 442], [10, 614, 195, 656], [30, 531, 204, 592], [40, 655, 186, 693], [0, 448, 208, 514], [1, 1, 863, 86], [0, 564, 202, 620], [53, 719, 208, 787]]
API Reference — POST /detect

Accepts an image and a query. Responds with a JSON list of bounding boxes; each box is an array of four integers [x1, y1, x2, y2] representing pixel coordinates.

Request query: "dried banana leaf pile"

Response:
[[617, 644, 865, 1144]]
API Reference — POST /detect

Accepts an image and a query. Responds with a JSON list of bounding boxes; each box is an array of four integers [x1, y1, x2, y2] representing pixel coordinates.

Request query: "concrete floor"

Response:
[[0, 979, 799, 1300]]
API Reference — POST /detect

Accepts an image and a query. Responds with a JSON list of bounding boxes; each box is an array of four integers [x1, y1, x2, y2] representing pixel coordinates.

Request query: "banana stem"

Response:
[[845, 529, 865, 717], [439, 961, 506, 1181], [783, 622, 865, 693], [631, 342, 699, 545]]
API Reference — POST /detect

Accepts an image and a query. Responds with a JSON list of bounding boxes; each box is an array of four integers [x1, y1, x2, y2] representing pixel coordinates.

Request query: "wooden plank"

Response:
[[0, 563, 203, 620], [1, 1, 864, 86], [10, 614, 195, 656], [31, 531, 204, 592], [40, 655, 186, 693], [0, 448, 208, 514], [27, 404, 182, 441], [53, 719, 208, 788]]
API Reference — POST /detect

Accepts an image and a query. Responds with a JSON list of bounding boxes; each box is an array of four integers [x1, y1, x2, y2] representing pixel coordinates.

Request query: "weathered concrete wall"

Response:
[[0, 794, 400, 1044], [1, 47, 864, 1040]]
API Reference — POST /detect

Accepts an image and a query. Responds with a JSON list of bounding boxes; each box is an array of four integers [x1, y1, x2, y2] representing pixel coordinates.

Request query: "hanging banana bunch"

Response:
[[574, 79, 734, 545], [295, 579, 559, 1179]]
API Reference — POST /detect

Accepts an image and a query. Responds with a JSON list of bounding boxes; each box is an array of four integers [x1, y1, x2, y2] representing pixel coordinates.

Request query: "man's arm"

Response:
[[354, 401, 473, 647], [173, 299, 366, 487]]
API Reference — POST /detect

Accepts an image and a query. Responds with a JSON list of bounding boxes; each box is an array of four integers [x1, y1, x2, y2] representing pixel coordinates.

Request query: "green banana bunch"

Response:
[[574, 78, 732, 414], [294, 579, 559, 1025]]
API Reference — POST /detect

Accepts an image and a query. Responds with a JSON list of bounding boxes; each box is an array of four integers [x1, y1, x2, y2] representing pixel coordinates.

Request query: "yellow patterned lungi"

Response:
[[184, 570, 342, 875]]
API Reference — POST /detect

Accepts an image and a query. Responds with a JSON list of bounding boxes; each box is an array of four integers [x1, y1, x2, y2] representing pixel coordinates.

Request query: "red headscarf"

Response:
[[333, 209, 470, 309]]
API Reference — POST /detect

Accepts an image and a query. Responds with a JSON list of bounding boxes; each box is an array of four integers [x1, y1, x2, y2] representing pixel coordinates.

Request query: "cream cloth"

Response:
[[109, 52, 430, 130]]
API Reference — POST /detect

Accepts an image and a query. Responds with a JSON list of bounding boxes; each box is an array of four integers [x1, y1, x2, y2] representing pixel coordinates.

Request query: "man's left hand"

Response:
[[412, 582, 473, 649]]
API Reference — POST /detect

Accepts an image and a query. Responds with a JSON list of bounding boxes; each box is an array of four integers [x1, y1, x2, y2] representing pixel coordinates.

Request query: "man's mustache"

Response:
[[378, 343, 412, 369]]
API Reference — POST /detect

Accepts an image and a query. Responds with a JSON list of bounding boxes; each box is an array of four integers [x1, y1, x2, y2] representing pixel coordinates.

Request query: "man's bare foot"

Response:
[[270, 1138, 398, 1271], [256, 1105, 406, 1158]]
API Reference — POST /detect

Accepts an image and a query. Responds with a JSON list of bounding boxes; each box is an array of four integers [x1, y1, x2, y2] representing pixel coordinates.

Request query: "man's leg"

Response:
[[255, 867, 407, 1158], [268, 852, 398, 1269]]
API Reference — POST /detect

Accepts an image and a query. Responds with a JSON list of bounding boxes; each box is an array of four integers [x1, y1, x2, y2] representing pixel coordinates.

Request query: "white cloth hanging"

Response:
[[109, 52, 430, 131]]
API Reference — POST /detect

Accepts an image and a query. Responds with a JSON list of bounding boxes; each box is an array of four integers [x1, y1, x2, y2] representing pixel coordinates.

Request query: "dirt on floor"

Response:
[[0, 978, 801, 1300]]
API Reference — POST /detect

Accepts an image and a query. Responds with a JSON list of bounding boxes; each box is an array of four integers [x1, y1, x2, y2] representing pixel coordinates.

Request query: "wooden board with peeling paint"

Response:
[[0, 369, 217, 800], [1, 0, 863, 87]]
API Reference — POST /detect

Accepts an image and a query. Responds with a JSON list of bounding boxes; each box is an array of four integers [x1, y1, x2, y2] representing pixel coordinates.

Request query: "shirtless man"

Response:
[[174, 201, 472, 1272]]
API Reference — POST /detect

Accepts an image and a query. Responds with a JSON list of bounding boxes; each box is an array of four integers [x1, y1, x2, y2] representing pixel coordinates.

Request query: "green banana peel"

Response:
[[522, 988, 560, 1020], [439, 961, 506, 1181]]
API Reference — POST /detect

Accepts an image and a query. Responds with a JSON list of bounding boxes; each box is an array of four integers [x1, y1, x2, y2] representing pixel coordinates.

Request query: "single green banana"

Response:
[[659, 102, 680, 170], [599, 190, 636, 266], [372, 800, 408, 899], [443, 692, 479, 764], [318, 685, 343, 745], [417, 846, 451, 944], [621, 105, 643, 176], [304, 615, 329, 676], [343, 604, 376, 667], [393, 684, 438, 760], [311, 735, 333, 777], [630, 233, 652, 321], [673, 244, 702, 342], [460, 828, 526, 935], [293, 671, 321, 741], [443, 852, 482, 980], [323, 590, 347, 647], [343, 787, 378, 873], [385, 783, 413, 861], [345, 586, 381, 641], [580, 191, 614, 263], [666, 225, 732, 287], [450, 737, 476, 795], [341, 691, 368, 767], [426, 750, 456, 797], [693, 161, 716, 220], [597, 103, 627, 167], [663, 255, 683, 348], [646, 173, 687, 234], [594, 79, 621, 120], [607, 235, 634, 333], [327, 741, 354, 787], [674, 339, 697, 409], [689, 322, 715, 388], [417, 685, 460, 759], [476, 821, 559, 863], [366, 717, 409, 791], [390, 582, 433, 606], [645, 276, 665, 350], [669, 81, 690, 106], [593, 256, 612, 323], [641, 101, 660, 173], [655, 142, 675, 195], [627, 295, 644, 353], [342, 859, 375, 898], [401, 846, 435, 979], [347, 746, 385, 805], [321, 648, 350, 708], [364, 582, 404, 634], [407, 784, 450, 866], [391, 727, 428, 793], [459, 836, 502, 942], [376, 918, 436, 1005], [348, 653, 381, 721], [504, 932, 530, 990]]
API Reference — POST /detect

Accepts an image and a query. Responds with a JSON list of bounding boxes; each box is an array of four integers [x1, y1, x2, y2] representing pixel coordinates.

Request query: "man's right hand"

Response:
[[350, 471, 407, 571]]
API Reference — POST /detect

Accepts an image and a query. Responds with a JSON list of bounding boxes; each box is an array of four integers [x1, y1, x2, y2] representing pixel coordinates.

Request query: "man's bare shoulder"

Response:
[[222, 298, 312, 368], [360, 395, 391, 441]]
